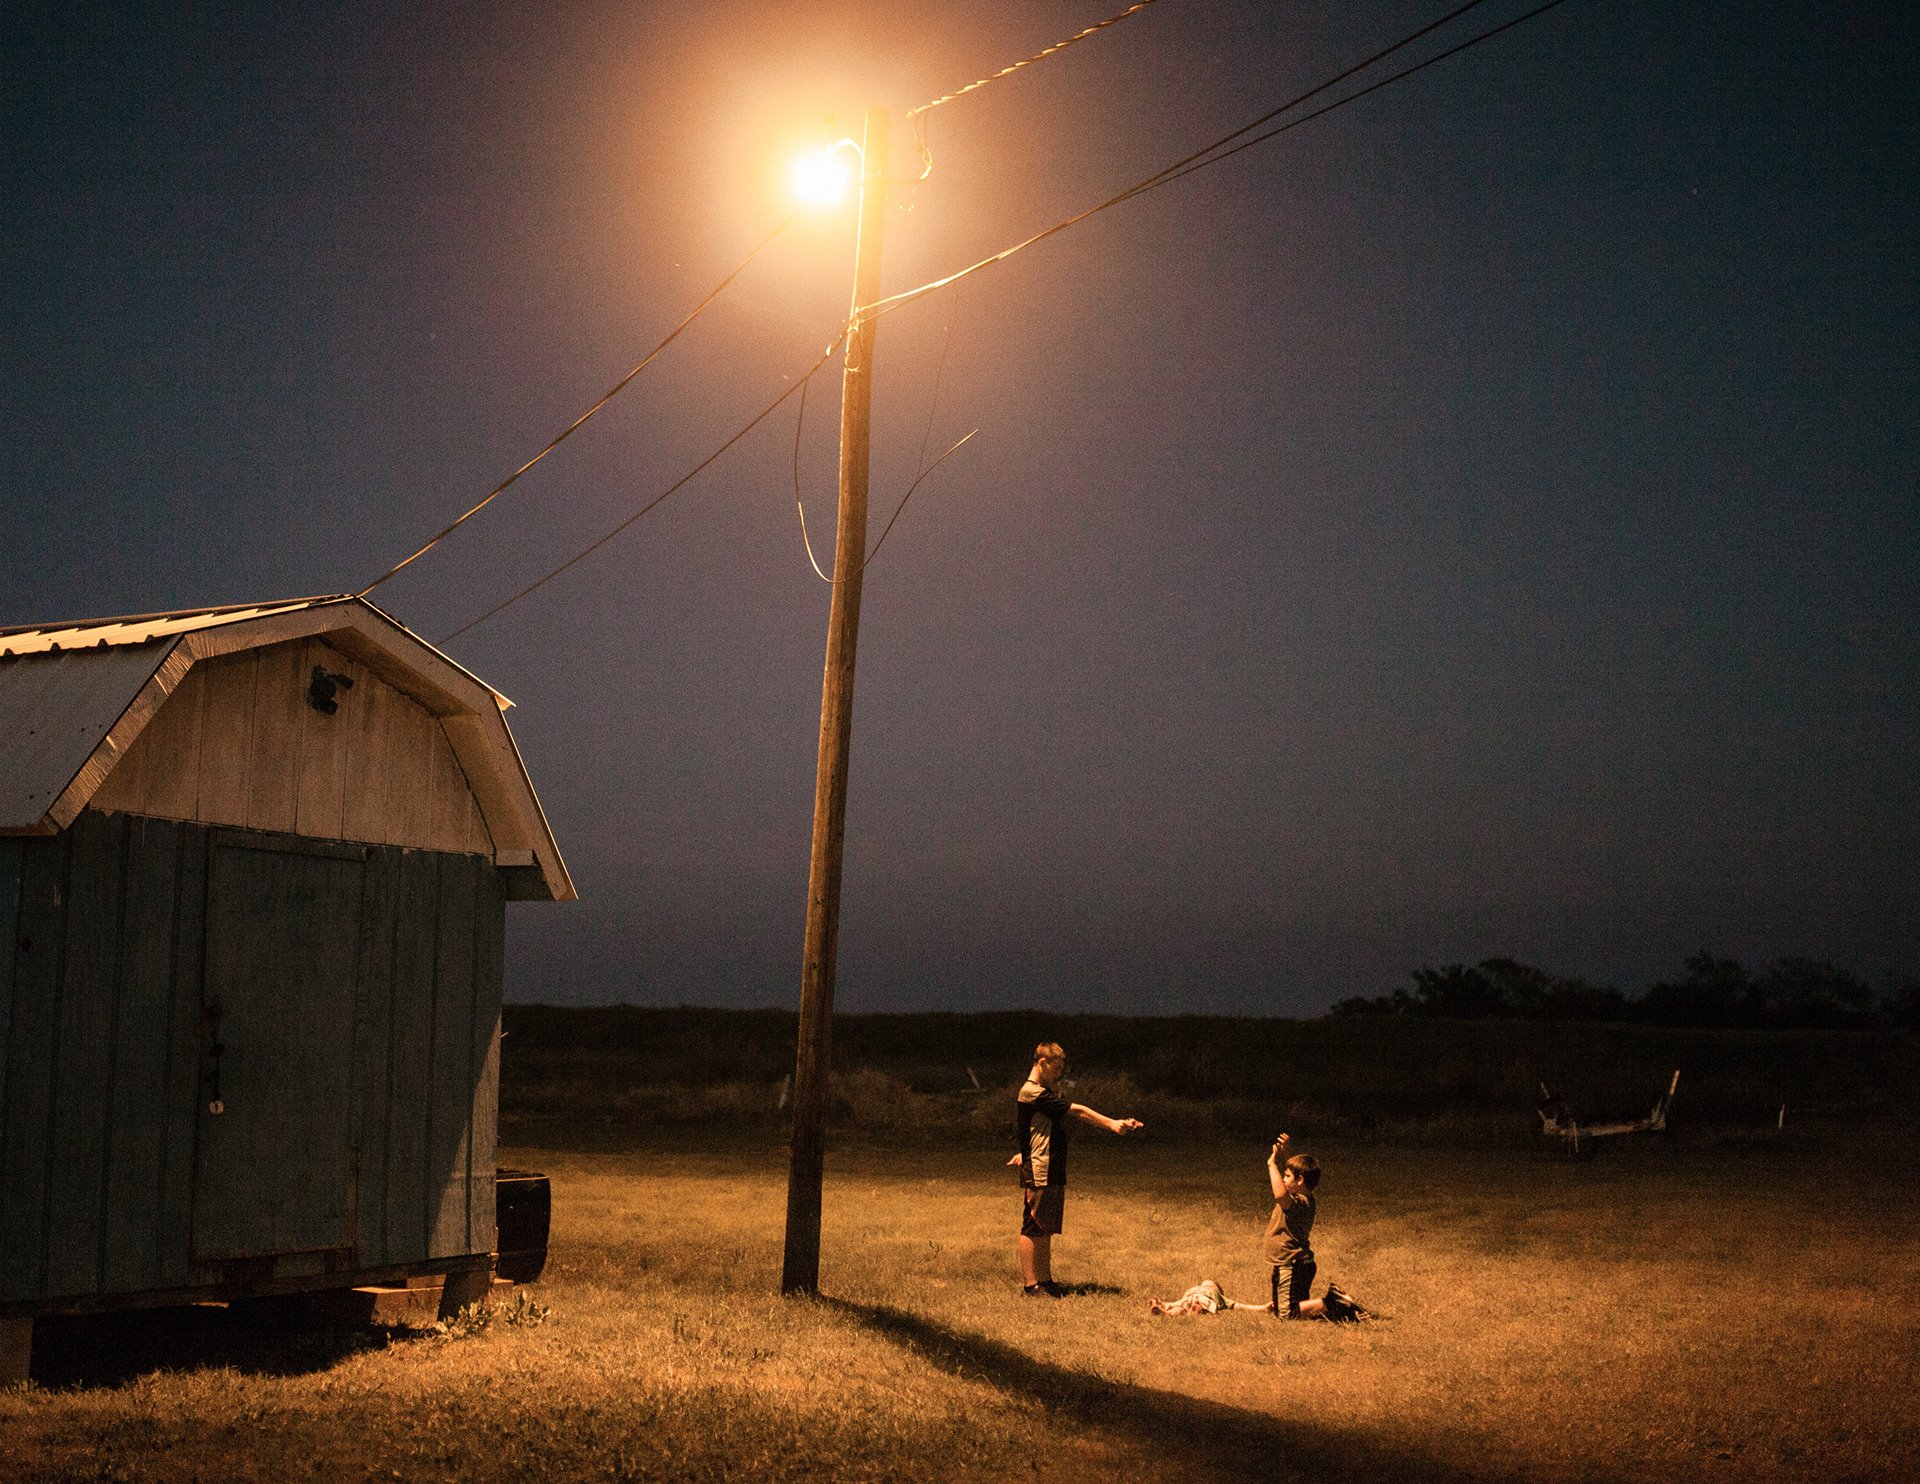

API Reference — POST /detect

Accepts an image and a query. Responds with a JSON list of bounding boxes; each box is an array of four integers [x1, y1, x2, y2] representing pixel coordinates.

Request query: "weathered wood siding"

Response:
[[91, 638, 494, 858], [0, 810, 502, 1309]]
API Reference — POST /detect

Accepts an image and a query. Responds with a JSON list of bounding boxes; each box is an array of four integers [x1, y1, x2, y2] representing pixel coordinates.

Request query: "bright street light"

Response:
[[791, 138, 859, 205]]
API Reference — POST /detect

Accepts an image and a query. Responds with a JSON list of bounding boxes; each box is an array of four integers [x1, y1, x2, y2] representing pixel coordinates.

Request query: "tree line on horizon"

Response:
[[1331, 952, 1919, 1031]]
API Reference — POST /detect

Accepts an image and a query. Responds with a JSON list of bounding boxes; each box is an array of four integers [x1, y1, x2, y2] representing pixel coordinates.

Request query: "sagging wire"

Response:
[[359, 213, 797, 598], [905, 110, 936, 191], [860, 429, 979, 577], [793, 371, 830, 580], [796, 308, 973, 584], [915, 313, 960, 480], [797, 430, 980, 585]]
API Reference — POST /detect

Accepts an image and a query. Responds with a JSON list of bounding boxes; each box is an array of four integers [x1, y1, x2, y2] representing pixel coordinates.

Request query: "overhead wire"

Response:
[[905, 1, 1168, 120], [1137, 0, 1577, 193], [864, 310, 972, 577], [796, 429, 979, 584], [792, 371, 830, 580], [442, 336, 844, 643], [915, 312, 960, 479], [796, 304, 971, 583], [903, 1, 1169, 186], [358, 213, 797, 598], [862, 0, 1580, 322], [858, 430, 978, 575]]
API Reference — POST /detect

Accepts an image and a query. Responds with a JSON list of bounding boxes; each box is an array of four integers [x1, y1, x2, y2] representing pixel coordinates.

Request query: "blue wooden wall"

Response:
[[0, 810, 503, 1309]]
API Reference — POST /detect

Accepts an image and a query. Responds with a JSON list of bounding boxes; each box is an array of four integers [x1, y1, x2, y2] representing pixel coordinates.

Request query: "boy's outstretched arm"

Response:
[[1070, 1104, 1144, 1134]]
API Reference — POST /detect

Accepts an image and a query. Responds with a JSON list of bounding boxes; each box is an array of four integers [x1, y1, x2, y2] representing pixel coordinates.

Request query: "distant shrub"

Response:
[[828, 1067, 943, 1127], [1333, 951, 1908, 1032]]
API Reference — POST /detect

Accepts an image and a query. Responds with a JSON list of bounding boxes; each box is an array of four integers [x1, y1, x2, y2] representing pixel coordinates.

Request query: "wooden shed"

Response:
[[0, 595, 573, 1376]]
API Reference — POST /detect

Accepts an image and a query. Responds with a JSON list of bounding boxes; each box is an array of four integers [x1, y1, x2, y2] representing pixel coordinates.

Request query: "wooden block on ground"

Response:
[[312, 1284, 441, 1326], [437, 1266, 493, 1319], [308, 1263, 496, 1326]]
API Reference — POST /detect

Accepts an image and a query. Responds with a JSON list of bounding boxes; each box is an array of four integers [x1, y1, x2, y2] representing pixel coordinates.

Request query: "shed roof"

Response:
[[0, 595, 573, 900]]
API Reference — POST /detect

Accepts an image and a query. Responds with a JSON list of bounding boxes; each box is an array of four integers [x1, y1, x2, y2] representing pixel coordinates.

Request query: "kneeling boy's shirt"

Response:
[[1264, 1187, 1314, 1265]]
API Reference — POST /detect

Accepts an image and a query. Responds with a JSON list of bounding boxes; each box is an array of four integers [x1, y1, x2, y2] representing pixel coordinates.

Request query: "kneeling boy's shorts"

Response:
[[1021, 1184, 1066, 1237], [1272, 1255, 1316, 1317]]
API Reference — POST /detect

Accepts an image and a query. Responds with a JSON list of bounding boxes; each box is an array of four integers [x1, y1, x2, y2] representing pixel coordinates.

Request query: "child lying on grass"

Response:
[[1147, 1279, 1269, 1316]]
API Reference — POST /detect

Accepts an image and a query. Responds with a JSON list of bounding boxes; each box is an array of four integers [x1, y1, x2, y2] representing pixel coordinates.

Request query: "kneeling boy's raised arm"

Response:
[[1267, 1134, 1291, 1197]]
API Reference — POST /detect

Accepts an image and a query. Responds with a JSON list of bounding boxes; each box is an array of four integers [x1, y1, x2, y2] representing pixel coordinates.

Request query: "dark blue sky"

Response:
[[6, 1, 1916, 1014]]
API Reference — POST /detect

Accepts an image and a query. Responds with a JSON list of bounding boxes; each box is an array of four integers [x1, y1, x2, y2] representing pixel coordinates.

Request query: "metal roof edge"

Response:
[[0, 595, 353, 657], [351, 596, 513, 711]]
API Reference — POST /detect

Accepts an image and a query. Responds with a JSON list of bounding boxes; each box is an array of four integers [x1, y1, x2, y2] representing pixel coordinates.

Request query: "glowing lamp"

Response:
[[792, 141, 858, 204]]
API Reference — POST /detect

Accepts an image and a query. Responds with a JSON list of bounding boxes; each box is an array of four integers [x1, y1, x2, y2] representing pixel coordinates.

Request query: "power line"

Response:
[[791, 368, 817, 567], [797, 427, 978, 584], [359, 214, 796, 598], [442, 339, 843, 643], [905, 1, 1168, 120], [914, 312, 962, 480], [858, 429, 978, 575], [1144, 0, 1579, 193], [859, 308, 972, 576], [795, 307, 969, 583], [866, 0, 1576, 321]]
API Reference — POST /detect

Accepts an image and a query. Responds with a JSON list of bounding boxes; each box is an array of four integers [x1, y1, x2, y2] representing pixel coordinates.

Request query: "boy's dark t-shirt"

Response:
[[1263, 1189, 1314, 1266], [1016, 1079, 1074, 1187]]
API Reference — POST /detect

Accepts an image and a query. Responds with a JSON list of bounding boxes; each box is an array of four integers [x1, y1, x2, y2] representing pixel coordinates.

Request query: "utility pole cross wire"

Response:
[[782, 107, 890, 1296]]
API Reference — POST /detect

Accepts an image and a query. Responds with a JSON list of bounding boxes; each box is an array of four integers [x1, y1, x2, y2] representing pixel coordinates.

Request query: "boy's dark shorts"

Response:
[[1021, 1184, 1066, 1237], [1272, 1255, 1316, 1317]]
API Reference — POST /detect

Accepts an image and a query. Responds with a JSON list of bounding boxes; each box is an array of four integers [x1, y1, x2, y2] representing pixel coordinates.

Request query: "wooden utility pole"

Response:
[[782, 108, 889, 1296]]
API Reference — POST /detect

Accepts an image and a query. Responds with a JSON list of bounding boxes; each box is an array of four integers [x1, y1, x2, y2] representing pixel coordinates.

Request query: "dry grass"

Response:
[[4, 1123, 1917, 1482]]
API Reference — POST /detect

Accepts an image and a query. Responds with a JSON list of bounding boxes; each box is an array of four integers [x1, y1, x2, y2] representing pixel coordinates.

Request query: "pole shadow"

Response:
[[826, 1297, 1498, 1484]]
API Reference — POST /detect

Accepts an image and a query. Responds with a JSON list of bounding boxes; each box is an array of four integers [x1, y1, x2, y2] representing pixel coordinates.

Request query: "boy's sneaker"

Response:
[[1023, 1284, 1063, 1299], [1323, 1283, 1373, 1320], [1040, 1281, 1070, 1298]]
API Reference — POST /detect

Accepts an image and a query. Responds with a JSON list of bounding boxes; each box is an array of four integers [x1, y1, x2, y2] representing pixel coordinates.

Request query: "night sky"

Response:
[[6, 1, 1916, 1015]]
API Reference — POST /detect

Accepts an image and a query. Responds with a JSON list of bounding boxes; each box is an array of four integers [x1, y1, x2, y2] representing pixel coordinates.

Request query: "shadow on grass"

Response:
[[829, 1297, 1484, 1484], [27, 1302, 416, 1389]]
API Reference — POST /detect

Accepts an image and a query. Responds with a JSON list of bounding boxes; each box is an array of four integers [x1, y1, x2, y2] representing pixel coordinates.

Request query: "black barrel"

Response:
[[495, 1169, 551, 1283]]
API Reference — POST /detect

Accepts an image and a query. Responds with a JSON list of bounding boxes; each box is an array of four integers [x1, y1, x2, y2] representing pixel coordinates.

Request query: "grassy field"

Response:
[[5, 1116, 1917, 1481]]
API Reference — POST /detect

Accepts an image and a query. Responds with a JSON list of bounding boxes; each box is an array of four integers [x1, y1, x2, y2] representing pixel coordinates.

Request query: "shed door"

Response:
[[193, 835, 365, 1261]]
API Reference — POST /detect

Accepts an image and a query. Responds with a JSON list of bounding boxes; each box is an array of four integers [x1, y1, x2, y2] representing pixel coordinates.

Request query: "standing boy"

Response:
[[1011, 1042, 1145, 1298]]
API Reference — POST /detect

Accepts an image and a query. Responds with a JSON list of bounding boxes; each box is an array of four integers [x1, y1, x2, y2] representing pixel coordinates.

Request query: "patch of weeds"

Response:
[[432, 1290, 554, 1343]]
